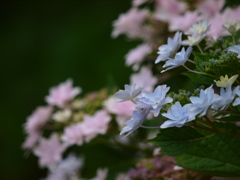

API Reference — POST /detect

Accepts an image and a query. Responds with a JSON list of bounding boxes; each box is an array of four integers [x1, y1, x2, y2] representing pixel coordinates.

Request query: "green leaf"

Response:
[[149, 126, 205, 156], [182, 72, 214, 85], [176, 133, 240, 177], [193, 52, 214, 72]]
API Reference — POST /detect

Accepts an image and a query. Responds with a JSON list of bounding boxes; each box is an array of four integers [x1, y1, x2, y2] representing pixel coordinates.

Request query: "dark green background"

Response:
[[0, 1, 136, 179]]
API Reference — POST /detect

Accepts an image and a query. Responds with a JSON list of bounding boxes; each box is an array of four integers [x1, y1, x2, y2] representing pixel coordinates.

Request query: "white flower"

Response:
[[155, 31, 182, 64], [161, 102, 195, 128], [233, 86, 240, 106], [186, 20, 210, 35], [214, 74, 239, 88], [120, 109, 149, 138], [212, 84, 235, 109], [223, 22, 240, 34], [161, 46, 192, 73], [135, 85, 173, 117], [183, 20, 209, 46], [52, 109, 72, 123], [228, 45, 240, 58], [190, 85, 221, 117], [113, 84, 143, 102]]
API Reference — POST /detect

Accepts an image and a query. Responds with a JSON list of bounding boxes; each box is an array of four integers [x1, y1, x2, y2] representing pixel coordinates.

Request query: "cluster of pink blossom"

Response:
[[22, 79, 116, 180], [112, 0, 240, 71]]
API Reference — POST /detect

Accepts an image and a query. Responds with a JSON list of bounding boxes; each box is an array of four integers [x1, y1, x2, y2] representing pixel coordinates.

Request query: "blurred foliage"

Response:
[[0, 1, 134, 180]]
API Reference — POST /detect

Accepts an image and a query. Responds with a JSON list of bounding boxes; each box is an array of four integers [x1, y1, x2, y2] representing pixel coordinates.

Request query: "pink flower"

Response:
[[154, 0, 187, 22], [207, 13, 228, 40], [197, 0, 225, 18], [33, 133, 67, 168], [130, 66, 158, 92], [61, 123, 84, 146], [168, 11, 199, 32], [104, 97, 135, 117], [24, 106, 53, 133], [132, 0, 148, 7], [45, 79, 81, 108], [125, 44, 152, 70], [22, 131, 42, 149], [104, 97, 135, 127], [23, 106, 53, 149], [81, 110, 111, 142], [111, 8, 152, 40], [92, 168, 108, 180]]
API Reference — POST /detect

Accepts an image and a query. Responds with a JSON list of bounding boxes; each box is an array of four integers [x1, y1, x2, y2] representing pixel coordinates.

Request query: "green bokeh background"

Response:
[[0, 1, 136, 179]]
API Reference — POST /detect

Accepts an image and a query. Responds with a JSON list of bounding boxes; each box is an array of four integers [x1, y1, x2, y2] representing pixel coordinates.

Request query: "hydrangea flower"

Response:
[[33, 133, 67, 168], [169, 12, 199, 32], [197, 0, 225, 18], [125, 44, 152, 70], [24, 106, 53, 133], [103, 97, 135, 128], [113, 84, 143, 102], [154, 0, 187, 22], [161, 46, 192, 73], [92, 168, 108, 180], [45, 79, 81, 108], [233, 86, 240, 106], [183, 20, 210, 45], [61, 122, 85, 145], [135, 85, 173, 117], [111, 8, 151, 40], [161, 102, 195, 128], [190, 85, 221, 117], [130, 66, 158, 92], [45, 154, 83, 180], [212, 84, 235, 109], [120, 109, 149, 138], [214, 74, 238, 87], [228, 45, 240, 58], [81, 110, 111, 142], [52, 109, 72, 123], [155, 31, 182, 64], [223, 22, 240, 34]]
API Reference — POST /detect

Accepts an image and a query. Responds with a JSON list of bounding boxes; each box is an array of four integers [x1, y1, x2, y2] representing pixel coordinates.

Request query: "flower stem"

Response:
[[182, 65, 206, 75], [204, 115, 218, 131], [196, 44, 204, 54], [232, 35, 236, 44], [210, 108, 240, 115], [141, 125, 160, 129], [187, 59, 196, 64]]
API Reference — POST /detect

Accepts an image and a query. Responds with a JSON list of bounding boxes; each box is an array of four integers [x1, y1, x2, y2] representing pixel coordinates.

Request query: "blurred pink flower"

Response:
[[125, 44, 152, 70], [81, 110, 111, 142], [23, 106, 53, 149], [104, 97, 135, 117], [197, 0, 225, 18], [115, 173, 131, 180], [61, 122, 85, 145], [132, 0, 148, 7], [104, 97, 135, 128], [154, 0, 187, 22], [169, 11, 199, 32], [130, 66, 158, 92], [24, 106, 53, 133], [22, 131, 42, 149], [92, 168, 108, 180], [45, 79, 81, 108], [33, 133, 67, 168], [111, 8, 152, 40], [207, 13, 228, 40]]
